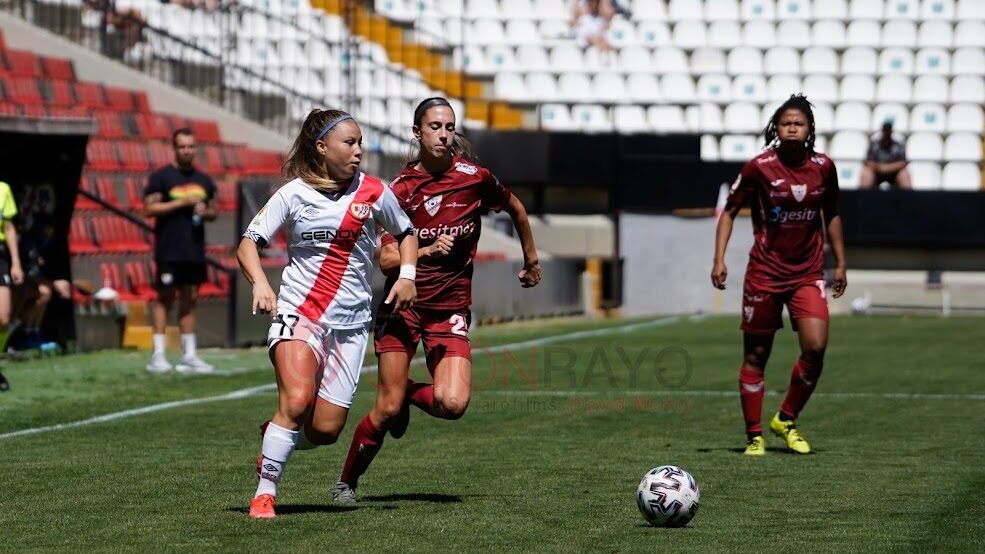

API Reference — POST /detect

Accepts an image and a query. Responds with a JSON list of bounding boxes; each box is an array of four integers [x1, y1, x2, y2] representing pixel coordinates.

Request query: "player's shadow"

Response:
[[228, 504, 360, 516], [360, 493, 463, 504], [695, 447, 818, 455]]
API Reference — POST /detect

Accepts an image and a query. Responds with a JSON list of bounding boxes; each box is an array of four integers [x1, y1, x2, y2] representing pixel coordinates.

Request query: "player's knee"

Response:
[[435, 394, 469, 420], [800, 345, 825, 365], [305, 425, 340, 446], [280, 393, 312, 422], [377, 397, 404, 422], [744, 348, 770, 369], [38, 285, 52, 303]]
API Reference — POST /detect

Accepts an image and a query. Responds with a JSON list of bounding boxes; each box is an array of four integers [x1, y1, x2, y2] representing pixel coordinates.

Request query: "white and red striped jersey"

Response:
[[244, 171, 413, 328]]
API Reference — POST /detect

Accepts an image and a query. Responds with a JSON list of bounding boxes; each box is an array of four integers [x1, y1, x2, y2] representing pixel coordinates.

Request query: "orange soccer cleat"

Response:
[[249, 494, 276, 519]]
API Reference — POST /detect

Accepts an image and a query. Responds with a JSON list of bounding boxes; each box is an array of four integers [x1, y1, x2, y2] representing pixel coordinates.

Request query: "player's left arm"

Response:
[[822, 164, 847, 298], [2, 189, 22, 285], [503, 193, 542, 288]]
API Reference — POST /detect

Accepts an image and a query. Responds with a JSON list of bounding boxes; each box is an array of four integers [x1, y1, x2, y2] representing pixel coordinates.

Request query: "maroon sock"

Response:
[[339, 416, 385, 488], [738, 364, 765, 436], [780, 356, 823, 420], [407, 380, 437, 416]]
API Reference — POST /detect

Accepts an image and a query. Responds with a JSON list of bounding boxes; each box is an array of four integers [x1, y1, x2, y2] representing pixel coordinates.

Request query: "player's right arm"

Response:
[[238, 191, 290, 315], [712, 162, 757, 290], [142, 173, 197, 218], [379, 233, 454, 274]]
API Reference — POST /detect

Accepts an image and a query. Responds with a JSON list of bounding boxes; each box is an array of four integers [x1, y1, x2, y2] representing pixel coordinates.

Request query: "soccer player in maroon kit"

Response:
[[332, 97, 541, 501], [711, 95, 848, 456]]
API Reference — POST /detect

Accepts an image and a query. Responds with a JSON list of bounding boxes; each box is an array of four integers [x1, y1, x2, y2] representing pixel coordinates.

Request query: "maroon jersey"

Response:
[[381, 156, 511, 309], [725, 150, 840, 291]]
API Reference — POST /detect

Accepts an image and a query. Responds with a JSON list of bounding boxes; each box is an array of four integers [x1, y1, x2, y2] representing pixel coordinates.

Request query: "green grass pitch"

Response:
[[1, 315, 983, 552]]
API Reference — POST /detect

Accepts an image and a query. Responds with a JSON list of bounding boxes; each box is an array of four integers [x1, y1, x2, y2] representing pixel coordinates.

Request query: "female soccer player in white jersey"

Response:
[[237, 109, 419, 519]]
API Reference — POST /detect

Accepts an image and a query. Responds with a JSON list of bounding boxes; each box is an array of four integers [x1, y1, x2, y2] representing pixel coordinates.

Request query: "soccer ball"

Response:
[[636, 465, 700, 527]]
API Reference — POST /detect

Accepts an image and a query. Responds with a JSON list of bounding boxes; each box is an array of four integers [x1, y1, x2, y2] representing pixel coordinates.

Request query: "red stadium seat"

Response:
[[95, 177, 121, 209], [215, 180, 237, 212], [135, 113, 172, 140], [47, 106, 88, 118], [92, 215, 151, 253], [132, 91, 150, 113], [99, 262, 139, 301], [201, 145, 224, 174], [190, 119, 221, 143], [104, 87, 135, 111], [41, 57, 75, 81], [0, 102, 18, 117], [75, 177, 101, 211], [199, 265, 226, 298], [19, 104, 46, 118], [221, 145, 244, 172], [124, 177, 146, 211], [68, 217, 99, 254], [147, 141, 172, 168], [2, 76, 43, 105], [94, 111, 126, 138], [3, 50, 43, 78], [73, 82, 107, 109], [117, 140, 150, 171], [125, 261, 157, 301], [44, 79, 75, 107], [85, 139, 121, 171]]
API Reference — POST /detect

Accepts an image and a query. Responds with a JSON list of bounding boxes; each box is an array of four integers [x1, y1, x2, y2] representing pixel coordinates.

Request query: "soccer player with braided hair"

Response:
[[711, 95, 847, 456]]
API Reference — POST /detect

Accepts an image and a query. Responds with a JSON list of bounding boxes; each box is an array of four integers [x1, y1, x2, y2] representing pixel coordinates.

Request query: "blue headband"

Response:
[[315, 115, 354, 141]]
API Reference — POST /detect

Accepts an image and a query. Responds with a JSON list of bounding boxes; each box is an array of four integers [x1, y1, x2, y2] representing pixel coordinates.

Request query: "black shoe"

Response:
[[0, 371, 9, 392]]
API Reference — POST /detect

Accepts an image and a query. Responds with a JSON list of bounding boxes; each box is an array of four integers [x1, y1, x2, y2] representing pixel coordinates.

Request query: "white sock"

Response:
[[181, 333, 196, 359], [152, 334, 166, 356], [255, 422, 299, 498]]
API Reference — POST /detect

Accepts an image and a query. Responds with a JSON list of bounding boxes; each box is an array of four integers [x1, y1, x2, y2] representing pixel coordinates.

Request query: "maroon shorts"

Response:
[[741, 278, 829, 335], [374, 306, 472, 369]]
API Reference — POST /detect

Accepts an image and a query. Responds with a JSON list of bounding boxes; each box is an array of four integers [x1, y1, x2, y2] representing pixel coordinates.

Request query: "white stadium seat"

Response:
[[632, 0, 668, 21], [464, 0, 499, 19], [882, 20, 917, 48], [485, 45, 518, 73], [957, 0, 985, 19], [705, 0, 741, 21], [837, 161, 862, 189], [802, 74, 839, 103], [918, 21, 953, 48], [835, 102, 873, 132], [879, 48, 915, 75], [915, 48, 951, 75], [505, 20, 540, 45], [557, 72, 593, 103], [638, 21, 672, 47], [871, 102, 910, 132], [954, 21, 985, 48], [886, 0, 920, 19], [840, 75, 876, 103], [572, 104, 613, 133], [724, 102, 761, 133], [944, 133, 983, 161], [701, 134, 720, 160], [607, 17, 638, 48], [777, 0, 811, 20], [732, 74, 768, 103], [950, 75, 985, 104], [648, 105, 689, 132], [911, 103, 947, 132], [549, 44, 584, 71], [538, 19, 571, 40], [708, 21, 743, 48], [469, 19, 505, 45], [591, 73, 629, 104], [814, 134, 828, 153], [767, 75, 803, 102], [654, 47, 690, 73], [742, 20, 776, 49], [691, 48, 728, 74], [627, 73, 663, 103], [764, 47, 800, 74], [850, 0, 884, 19], [802, 47, 840, 75], [619, 46, 652, 72], [846, 20, 881, 48], [922, 0, 955, 19], [695, 103, 725, 132], [540, 103, 578, 131], [941, 162, 982, 191], [814, 0, 849, 19], [906, 132, 944, 161], [500, 0, 534, 19], [912, 75, 948, 102], [776, 20, 811, 49], [842, 47, 878, 75], [812, 20, 846, 49], [831, 131, 869, 161], [907, 162, 943, 190], [662, 73, 698, 102], [727, 47, 764, 74], [669, 0, 704, 21], [811, 102, 836, 134], [525, 72, 559, 102], [516, 45, 551, 72], [952, 48, 985, 75], [876, 74, 914, 103], [720, 134, 759, 161], [741, 0, 775, 20], [614, 105, 651, 134], [673, 21, 708, 49]]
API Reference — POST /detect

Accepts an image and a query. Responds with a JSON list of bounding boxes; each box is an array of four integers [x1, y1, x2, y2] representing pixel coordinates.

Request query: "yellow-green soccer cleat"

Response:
[[769, 412, 811, 454], [744, 435, 766, 456]]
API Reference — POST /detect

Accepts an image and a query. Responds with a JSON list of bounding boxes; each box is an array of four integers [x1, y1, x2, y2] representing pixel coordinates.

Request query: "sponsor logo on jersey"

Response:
[[301, 206, 320, 219], [415, 220, 476, 240], [349, 202, 371, 220], [768, 206, 818, 224], [730, 174, 742, 193], [811, 156, 826, 166], [744, 293, 765, 303], [301, 228, 365, 241], [424, 194, 443, 216], [743, 306, 755, 322], [251, 205, 267, 227], [791, 183, 807, 202], [769, 190, 790, 199], [769, 179, 785, 187], [757, 154, 777, 165], [447, 201, 468, 208], [454, 162, 478, 175]]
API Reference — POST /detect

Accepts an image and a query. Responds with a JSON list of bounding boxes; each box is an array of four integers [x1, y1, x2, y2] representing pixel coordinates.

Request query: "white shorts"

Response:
[[267, 312, 370, 409]]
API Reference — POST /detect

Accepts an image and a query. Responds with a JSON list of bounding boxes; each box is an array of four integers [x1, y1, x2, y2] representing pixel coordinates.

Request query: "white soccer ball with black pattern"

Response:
[[636, 465, 700, 527]]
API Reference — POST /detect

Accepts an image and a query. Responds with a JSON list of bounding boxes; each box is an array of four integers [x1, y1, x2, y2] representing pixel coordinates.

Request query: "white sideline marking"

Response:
[[478, 390, 985, 401], [0, 316, 681, 441]]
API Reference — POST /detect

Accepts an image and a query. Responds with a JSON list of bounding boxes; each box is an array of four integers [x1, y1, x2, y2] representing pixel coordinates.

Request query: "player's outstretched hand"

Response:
[[519, 260, 541, 288], [711, 260, 727, 290], [427, 234, 455, 257], [831, 267, 848, 298], [386, 278, 417, 311], [252, 282, 277, 316]]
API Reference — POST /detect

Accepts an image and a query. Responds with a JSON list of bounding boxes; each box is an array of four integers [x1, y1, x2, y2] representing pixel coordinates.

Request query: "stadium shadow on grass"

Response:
[[696, 447, 818, 454], [227, 504, 360, 515], [360, 493, 463, 504]]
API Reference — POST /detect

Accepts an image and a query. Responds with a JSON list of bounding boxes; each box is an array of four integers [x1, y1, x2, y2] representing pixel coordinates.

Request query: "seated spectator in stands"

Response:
[[571, 0, 615, 53], [860, 121, 912, 190]]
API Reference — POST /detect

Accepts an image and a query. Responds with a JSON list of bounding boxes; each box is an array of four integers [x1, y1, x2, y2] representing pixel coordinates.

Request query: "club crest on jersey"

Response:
[[424, 195, 443, 216], [454, 162, 478, 175], [791, 184, 807, 202], [744, 306, 755, 322], [349, 202, 371, 220]]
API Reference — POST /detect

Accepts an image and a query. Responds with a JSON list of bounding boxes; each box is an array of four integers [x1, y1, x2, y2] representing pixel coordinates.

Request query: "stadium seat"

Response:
[[953, 21, 985, 48], [470, 19, 506, 46], [906, 132, 944, 160], [949, 75, 985, 104], [705, 0, 741, 21], [557, 72, 592, 103], [632, 0, 668, 21], [697, 74, 733, 103], [732, 74, 767, 103], [613, 105, 650, 134], [956, 0, 985, 19], [1, 76, 42, 105], [915, 48, 951, 75], [648, 105, 689, 132], [835, 102, 872, 132], [572, 104, 612, 133], [830, 131, 869, 161], [68, 217, 98, 255], [720, 134, 758, 161], [41, 57, 75, 81], [104, 87, 136, 111], [591, 73, 628, 104], [810, 102, 836, 134], [525, 72, 558, 102], [707, 21, 742, 48], [802, 75, 838, 103], [627, 73, 662, 103], [459, 46, 491, 75], [886, 0, 920, 19], [669, 0, 704, 21], [606, 18, 638, 48], [814, 134, 828, 153], [802, 47, 840, 75], [946, 104, 984, 133], [764, 47, 799, 75], [812, 20, 846, 48], [918, 21, 953, 48], [879, 48, 915, 75], [465, 0, 500, 20], [941, 162, 982, 191], [814, 0, 849, 19], [376, 0, 417, 23], [694, 103, 724, 132], [44, 79, 76, 107], [672, 21, 707, 49], [147, 142, 172, 168], [125, 261, 158, 301], [691, 48, 727, 74], [952, 48, 985, 75], [500, 0, 534, 20], [516, 45, 551, 72], [94, 111, 127, 138], [883, 20, 917, 48], [840, 75, 876, 103], [118, 141, 151, 171], [777, 0, 811, 20], [85, 139, 120, 171], [846, 20, 881, 48], [653, 47, 690, 73], [850, 0, 884, 19], [486, 45, 519, 74], [767, 75, 802, 102], [842, 47, 877, 75], [3, 50, 43, 78], [836, 161, 862, 189], [776, 20, 810, 49], [700, 134, 719, 161], [548, 44, 584, 72], [912, 75, 948, 102], [539, 103, 577, 131], [740, 0, 776, 20], [662, 73, 697, 102], [907, 161, 943, 190], [619, 46, 652, 72], [876, 74, 914, 103], [637, 21, 672, 47], [921, 0, 955, 19], [727, 47, 763, 74], [944, 133, 982, 162], [871, 102, 910, 132], [911, 103, 947, 132], [723, 102, 760, 133], [494, 72, 527, 102], [741, 20, 776, 49]]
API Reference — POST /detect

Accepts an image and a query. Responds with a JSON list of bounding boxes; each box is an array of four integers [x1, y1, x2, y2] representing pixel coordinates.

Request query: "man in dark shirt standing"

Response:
[[143, 128, 217, 373], [860, 121, 912, 190]]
